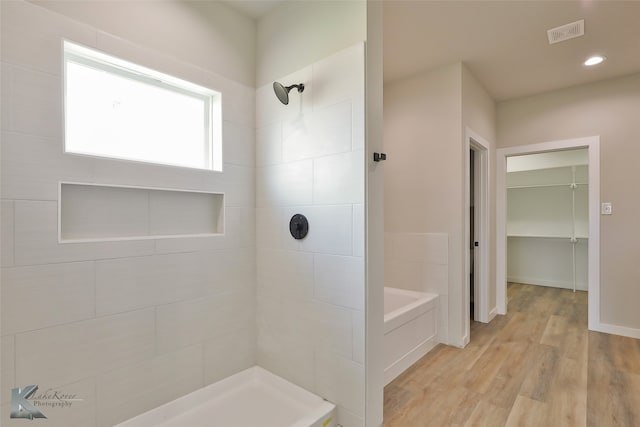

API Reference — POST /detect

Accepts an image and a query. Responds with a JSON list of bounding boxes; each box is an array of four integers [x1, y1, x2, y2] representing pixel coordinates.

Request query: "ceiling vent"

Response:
[[547, 19, 585, 44]]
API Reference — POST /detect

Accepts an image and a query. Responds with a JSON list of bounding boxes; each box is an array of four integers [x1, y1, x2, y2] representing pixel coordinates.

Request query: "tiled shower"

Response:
[[0, 1, 367, 426]]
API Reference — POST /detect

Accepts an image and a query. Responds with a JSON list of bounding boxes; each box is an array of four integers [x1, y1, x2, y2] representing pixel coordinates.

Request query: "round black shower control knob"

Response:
[[289, 214, 309, 240]]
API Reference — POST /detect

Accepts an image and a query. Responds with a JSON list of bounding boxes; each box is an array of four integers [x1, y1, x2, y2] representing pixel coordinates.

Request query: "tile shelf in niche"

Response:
[[59, 182, 224, 243]]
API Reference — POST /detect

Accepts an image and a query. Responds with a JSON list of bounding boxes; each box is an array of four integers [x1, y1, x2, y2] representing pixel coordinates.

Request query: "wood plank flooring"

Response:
[[383, 283, 640, 427]]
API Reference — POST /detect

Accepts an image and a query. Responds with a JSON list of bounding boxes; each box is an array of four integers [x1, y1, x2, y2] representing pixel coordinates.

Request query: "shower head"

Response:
[[273, 81, 305, 105]]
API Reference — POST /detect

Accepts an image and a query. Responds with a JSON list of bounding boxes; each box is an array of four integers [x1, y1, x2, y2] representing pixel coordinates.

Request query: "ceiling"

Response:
[[222, 0, 282, 19], [384, 0, 640, 101], [224, 0, 640, 101]]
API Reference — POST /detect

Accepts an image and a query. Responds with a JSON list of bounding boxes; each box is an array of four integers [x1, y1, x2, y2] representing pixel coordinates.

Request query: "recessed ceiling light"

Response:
[[584, 56, 606, 66]]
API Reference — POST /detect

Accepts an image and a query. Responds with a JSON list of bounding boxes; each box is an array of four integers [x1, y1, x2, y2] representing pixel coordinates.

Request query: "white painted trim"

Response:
[[461, 334, 470, 348], [496, 136, 601, 331], [506, 276, 588, 291], [465, 127, 491, 347], [488, 307, 497, 322], [592, 322, 640, 340], [383, 336, 438, 386]]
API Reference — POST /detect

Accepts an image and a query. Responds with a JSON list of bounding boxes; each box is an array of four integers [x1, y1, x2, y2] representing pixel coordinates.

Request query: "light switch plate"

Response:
[[601, 202, 612, 215]]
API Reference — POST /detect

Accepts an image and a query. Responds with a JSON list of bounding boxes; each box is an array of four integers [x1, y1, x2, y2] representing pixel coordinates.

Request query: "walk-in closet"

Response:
[[506, 148, 589, 291]]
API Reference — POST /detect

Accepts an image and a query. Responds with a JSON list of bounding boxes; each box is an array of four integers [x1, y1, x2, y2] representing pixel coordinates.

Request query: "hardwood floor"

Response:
[[383, 283, 640, 426]]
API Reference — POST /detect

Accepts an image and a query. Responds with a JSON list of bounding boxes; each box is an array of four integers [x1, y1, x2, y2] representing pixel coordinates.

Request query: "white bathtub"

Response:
[[384, 287, 439, 385], [115, 366, 336, 427]]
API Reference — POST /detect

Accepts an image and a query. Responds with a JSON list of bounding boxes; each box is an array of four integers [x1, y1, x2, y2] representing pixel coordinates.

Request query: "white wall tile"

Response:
[[61, 184, 150, 240], [393, 233, 448, 264], [256, 66, 312, 128], [95, 253, 206, 316], [256, 122, 282, 166], [204, 327, 256, 385], [97, 344, 203, 427], [256, 40, 367, 420], [5, 63, 62, 138], [217, 164, 255, 208], [0, 0, 96, 75], [221, 79, 255, 129], [1, 132, 95, 201], [295, 205, 353, 255], [353, 204, 364, 257], [314, 353, 364, 417], [352, 310, 364, 365], [255, 207, 285, 250], [281, 113, 314, 162], [312, 43, 364, 111], [14, 201, 155, 265], [384, 259, 423, 292], [95, 30, 209, 94], [314, 254, 364, 310], [310, 301, 353, 359], [15, 308, 155, 388], [310, 100, 354, 157], [90, 159, 212, 194], [222, 120, 254, 167], [256, 160, 313, 207], [1, 335, 15, 405], [154, 206, 255, 253], [1, 201, 14, 267], [200, 247, 256, 295], [156, 290, 254, 354], [256, 294, 315, 392], [313, 150, 364, 205], [2, 262, 95, 335], [148, 190, 223, 236], [282, 101, 352, 163], [256, 248, 313, 300]]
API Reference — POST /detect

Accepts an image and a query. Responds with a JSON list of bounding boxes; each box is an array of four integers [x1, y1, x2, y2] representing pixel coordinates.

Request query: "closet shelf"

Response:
[[507, 183, 588, 189], [507, 234, 588, 239]]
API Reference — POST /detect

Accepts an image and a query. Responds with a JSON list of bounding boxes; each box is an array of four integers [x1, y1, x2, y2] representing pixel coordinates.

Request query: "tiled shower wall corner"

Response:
[[255, 43, 366, 426], [384, 232, 449, 342], [0, 2, 256, 426]]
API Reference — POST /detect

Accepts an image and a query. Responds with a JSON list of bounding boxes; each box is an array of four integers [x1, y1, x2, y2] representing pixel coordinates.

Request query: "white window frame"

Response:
[[63, 40, 222, 171]]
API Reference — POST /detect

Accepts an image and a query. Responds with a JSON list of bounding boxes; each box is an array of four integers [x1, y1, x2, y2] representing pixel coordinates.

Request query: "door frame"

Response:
[[464, 128, 490, 344], [496, 136, 600, 331]]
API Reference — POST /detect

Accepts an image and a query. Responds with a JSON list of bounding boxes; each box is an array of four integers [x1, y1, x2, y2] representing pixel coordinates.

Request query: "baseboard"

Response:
[[488, 307, 497, 322], [507, 276, 588, 291], [591, 322, 640, 339]]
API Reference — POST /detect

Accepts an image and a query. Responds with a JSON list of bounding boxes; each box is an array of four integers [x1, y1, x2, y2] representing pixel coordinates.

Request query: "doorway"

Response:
[[465, 128, 490, 344], [496, 136, 601, 331]]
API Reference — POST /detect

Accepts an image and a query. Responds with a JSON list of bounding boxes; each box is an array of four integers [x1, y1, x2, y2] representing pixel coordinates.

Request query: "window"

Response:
[[63, 41, 222, 171]]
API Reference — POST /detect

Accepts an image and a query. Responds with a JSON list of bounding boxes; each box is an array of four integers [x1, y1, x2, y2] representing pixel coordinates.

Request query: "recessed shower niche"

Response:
[[59, 182, 224, 242]]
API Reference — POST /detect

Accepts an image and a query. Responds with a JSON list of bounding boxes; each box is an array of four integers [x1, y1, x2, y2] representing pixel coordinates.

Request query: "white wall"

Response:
[[498, 72, 640, 332], [255, 5, 368, 425], [384, 62, 496, 346], [255, 43, 367, 427], [364, 1, 385, 424], [461, 65, 497, 333], [0, 2, 256, 425], [29, 0, 256, 86], [256, 0, 366, 86], [384, 63, 461, 345]]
